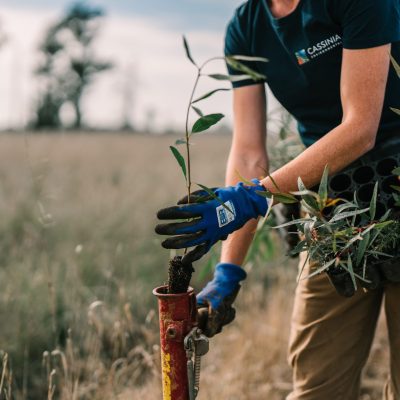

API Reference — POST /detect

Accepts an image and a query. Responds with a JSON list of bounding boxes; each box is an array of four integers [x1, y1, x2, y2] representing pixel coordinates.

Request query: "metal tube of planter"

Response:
[[153, 285, 197, 400]]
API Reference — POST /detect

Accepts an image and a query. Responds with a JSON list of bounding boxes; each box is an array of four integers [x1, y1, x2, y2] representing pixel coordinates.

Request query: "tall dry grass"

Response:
[[0, 133, 391, 399]]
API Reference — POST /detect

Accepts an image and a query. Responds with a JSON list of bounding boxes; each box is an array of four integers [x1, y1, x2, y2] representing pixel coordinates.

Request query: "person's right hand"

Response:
[[196, 262, 246, 337]]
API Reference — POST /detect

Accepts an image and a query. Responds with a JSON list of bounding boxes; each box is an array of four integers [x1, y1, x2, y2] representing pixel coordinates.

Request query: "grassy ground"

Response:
[[0, 133, 391, 399]]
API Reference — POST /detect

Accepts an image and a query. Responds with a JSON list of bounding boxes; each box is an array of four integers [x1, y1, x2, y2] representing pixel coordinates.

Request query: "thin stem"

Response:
[[183, 67, 202, 256], [185, 70, 201, 198], [182, 56, 223, 257]]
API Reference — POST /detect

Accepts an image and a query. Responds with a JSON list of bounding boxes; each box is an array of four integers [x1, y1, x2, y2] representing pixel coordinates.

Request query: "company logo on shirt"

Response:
[[216, 201, 236, 228], [295, 34, 342, 66], [295, 49, 310, 65]]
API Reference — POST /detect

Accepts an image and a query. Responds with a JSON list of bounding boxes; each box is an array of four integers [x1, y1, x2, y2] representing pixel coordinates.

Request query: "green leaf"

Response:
[[256, 190, 298, 204], [273, 217, 313, 230], [329, 208, 370, 223], [192, 113, 224, 134], [356, 231, 370, 266], [369, 182, 378, 220], [207, 74, 253, 82], [175, 138, 187, 145], [229, 55, 268, 63], [288, 239, 307, 257], [196, 183, 233, 214], [392, 167, 400, 175], [268, 174, 281, 192], [390, 107, 400, 116], [235, 169, 257, 186], [303, 258, 336, 279], [391, 185, 400, 192], [169, 146, 187, 181], [374, 220, 394, 229], [192, 88, 230, 104], [297, 177, 319, 211], [191, 106, 203, 117], [390, 55, 400, 78], [318, 165, 329, 209], [182, 35, 196, 66], [346, 255, 357, 291], [225, 57, 266, 81]]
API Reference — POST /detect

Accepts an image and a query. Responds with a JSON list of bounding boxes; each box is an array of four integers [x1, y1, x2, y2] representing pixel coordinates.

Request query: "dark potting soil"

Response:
[[168, 256, 194, 294]]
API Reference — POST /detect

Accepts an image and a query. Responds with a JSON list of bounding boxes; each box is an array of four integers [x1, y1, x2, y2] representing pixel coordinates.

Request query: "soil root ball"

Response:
[[168, 256, 194, 294]]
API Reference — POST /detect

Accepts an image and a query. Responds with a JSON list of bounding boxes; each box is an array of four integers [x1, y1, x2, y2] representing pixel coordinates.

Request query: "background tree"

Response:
[[34, 2, 112, 130]]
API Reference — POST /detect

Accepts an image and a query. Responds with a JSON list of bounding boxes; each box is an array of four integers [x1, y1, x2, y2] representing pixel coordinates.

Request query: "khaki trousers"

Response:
[[287, 254, 400, 400]]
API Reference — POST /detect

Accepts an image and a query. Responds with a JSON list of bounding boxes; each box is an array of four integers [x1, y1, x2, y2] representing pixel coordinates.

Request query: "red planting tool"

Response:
[[153, 286, 209, 400]]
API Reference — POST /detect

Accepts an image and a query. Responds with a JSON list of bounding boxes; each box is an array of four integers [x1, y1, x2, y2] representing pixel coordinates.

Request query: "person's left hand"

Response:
[[155, 180, 269, 263], [196, 262, 246, 337]]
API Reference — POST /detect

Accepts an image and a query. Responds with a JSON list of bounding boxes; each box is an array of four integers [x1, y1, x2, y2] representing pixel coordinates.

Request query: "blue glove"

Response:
[[197, 262, 247, 309], [156, 180, 269, 263], [196, 263, 247, 337]]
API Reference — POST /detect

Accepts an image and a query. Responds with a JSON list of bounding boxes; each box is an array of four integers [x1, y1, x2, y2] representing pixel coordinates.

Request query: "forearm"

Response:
[[221, 147, 269, 265], [262, 46, 389, 194], [262, 120, 376, 195]]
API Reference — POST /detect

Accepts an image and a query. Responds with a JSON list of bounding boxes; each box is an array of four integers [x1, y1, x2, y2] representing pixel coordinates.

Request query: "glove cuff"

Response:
[[214, 262, 247, 283]]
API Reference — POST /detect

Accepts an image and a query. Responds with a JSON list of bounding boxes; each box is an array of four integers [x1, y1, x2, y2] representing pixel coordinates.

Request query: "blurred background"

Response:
[[0, 1, 389, 399]]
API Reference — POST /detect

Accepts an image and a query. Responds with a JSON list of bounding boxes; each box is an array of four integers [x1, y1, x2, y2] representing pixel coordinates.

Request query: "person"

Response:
[[155, 0, 400, 398]]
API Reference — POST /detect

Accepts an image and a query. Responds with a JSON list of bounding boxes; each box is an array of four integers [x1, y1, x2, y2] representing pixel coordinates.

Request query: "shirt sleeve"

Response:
[[224, 7, 265, 88], [339, 0, 400, 49]]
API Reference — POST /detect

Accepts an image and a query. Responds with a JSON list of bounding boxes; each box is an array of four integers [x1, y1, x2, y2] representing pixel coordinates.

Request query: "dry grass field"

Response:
[[0, 133, 391, 399]]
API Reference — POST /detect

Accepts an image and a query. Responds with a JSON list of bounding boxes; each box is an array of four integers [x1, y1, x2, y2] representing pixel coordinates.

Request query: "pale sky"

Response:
[[0, 1, 247, 131]]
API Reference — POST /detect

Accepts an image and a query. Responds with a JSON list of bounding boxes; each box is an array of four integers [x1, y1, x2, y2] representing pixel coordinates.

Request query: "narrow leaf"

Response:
[[235, 169, 257, 186], [356, 231, 370, 266], [191, 106, 203, 117], [225, 57, 266, 81], [183, 35, 196, 66], [229, 55, 268, 62], [329, 208, 370, 223], [303, 258, 336, 280], [268, 174, 281, 192], [390, 107, 400, 116], [274, 217, 314, 230], [392, 166, 400, 175], [207, 74, 253, 82], [175, 138, 187, 145], [390, 55, 400, 78], [169, 146, 187, 181], [318, 165, 329, 209], [256, 190, 298, 204], [192, 88, 230, 104], [197, 183, 233, 214], [192, 113, 224, 134], [369, 182, 378, 220], [297, 177, 319, 211], [346, 255, 357, 291]]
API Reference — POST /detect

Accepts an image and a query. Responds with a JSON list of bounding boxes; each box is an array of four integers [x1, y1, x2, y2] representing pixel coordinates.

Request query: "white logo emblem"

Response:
[[216, 201, 236, 228]]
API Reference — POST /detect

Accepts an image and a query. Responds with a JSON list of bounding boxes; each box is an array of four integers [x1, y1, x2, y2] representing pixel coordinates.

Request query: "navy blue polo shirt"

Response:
[[225, 0, 400, 147]]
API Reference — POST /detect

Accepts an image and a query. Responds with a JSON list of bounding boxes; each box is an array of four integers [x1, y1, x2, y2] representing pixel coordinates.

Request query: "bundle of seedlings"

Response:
[[257, 166, 400, 297], [165, 37, 268, 294]]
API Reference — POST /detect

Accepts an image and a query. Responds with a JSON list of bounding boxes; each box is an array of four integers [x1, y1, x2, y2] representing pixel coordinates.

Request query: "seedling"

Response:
[[166, 36, 267, 294], [257, 165, 400, 291]]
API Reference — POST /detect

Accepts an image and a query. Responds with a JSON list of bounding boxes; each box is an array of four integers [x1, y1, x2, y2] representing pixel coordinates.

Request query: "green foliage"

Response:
[[169, 146, 187, 181], [166, 36, 268, 258], [183, 35, 197, 67], [270, 166, 400, 290], [392, 167, 400, 207], [192, 113, 225, 134]]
